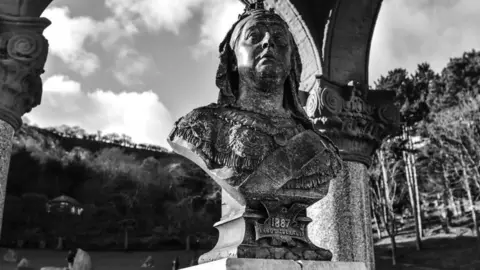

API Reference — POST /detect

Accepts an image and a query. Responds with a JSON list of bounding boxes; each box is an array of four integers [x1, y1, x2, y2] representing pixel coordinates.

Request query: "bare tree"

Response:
[[372, 148, 403, 266]]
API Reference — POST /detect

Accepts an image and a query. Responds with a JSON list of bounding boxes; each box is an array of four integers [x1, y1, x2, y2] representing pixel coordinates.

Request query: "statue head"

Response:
[[216, 2, 312, 128]]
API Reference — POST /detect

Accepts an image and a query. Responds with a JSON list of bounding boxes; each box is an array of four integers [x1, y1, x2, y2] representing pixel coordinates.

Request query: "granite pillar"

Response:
[[305, 76, 400, 270], [0, 0, 52, 240], [0, 120, 14, 238], [308, 162, 373, 269]]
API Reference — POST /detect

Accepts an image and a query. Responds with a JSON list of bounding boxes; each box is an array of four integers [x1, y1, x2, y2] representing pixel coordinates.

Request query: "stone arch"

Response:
[[265, 0, 383, 89]]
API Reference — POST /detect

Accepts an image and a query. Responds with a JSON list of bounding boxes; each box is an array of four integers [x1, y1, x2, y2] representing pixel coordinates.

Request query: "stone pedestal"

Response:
[[201, 195, 333, 264], [0, 0, 52, 239], [182, 258, 367, 270]]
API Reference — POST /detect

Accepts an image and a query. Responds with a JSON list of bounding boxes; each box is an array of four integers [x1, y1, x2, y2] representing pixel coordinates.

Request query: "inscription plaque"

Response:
[[255, 202, 310, 246]]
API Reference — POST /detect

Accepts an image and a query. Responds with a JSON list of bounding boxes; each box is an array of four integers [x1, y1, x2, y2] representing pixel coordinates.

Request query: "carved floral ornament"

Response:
[[0, 14, 50, 130], [306, 75, 400, 166]]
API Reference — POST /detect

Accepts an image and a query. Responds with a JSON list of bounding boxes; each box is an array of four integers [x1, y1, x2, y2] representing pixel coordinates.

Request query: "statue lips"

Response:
[[257, 51, 277, 63]]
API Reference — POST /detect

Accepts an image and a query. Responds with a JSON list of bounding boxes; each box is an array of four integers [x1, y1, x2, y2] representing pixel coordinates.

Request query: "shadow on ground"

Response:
[[375, 235, 480, 270]]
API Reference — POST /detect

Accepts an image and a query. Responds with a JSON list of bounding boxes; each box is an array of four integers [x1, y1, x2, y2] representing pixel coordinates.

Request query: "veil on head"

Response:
[[214, 6, 314, 129]]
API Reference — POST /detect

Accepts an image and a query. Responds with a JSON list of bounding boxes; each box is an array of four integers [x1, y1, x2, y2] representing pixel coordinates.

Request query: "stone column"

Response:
[[0, 0, 52, 239], [305, 76, 400, 270]]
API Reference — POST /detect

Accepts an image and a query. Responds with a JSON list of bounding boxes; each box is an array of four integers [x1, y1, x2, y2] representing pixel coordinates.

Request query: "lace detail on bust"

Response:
[[168, 104, 304, 184]]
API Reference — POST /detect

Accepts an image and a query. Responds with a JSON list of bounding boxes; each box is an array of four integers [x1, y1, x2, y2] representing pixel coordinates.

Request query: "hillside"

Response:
[[3, 124, 220, 251]]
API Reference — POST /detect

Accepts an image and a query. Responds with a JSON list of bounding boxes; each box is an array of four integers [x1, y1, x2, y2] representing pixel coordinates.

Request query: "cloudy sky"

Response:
[[28, 0, 480, 149]]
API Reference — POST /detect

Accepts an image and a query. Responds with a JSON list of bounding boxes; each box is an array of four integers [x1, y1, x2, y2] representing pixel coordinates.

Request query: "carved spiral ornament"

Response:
[[319, 87, 343, 115], [7, 33, 44, 62], [305, 89, 319, 118], [377, 104, 400, 125]]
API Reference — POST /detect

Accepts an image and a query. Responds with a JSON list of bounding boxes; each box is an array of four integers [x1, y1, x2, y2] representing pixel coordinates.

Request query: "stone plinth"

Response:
[[182, 258, 366, 270]]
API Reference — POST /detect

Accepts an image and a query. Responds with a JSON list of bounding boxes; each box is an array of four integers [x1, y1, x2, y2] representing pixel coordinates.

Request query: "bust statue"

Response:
[[168, 0, 342, 263]]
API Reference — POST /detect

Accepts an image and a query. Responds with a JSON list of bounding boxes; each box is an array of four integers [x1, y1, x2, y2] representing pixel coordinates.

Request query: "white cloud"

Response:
[[42, 6, 137, 77], [112, 46, 157, 87], [105, 0, 206, 34], [93, 17, 138, 49], [192, 0, 244, 58], [42, 7, 100, 76], [44, 75, 81, 94], [369, 0, 480, 84], [27, 75, 173, 148]]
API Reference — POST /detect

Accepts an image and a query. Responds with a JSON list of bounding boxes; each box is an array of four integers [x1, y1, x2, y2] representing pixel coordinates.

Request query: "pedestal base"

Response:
[[182, 258, 367, 270], [199, 201, 332, 264]]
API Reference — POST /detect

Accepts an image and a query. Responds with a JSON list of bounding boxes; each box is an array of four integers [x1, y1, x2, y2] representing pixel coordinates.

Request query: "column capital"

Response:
[[305, 75, 400, 166], [0, 6, 51, 130]]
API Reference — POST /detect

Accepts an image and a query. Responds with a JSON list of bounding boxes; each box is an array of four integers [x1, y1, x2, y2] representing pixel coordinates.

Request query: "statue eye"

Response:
[[246, 31, 261, 43], [273, 34, 288, 47]]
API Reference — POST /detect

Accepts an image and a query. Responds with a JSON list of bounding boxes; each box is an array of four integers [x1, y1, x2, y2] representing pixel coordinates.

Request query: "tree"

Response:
[[427, 97, 480, 243], [374, 65, 438, 248], [418, 144, 455, 233], [370, 140, 404, 266], [427, 50, 480, 112]]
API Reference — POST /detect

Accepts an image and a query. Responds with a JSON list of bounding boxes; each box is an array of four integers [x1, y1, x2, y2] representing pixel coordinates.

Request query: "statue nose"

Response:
[[262, 33, 275, 49]]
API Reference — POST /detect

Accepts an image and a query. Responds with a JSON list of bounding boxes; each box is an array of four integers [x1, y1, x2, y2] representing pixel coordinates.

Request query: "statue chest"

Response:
[[214, 111, 305, 162]]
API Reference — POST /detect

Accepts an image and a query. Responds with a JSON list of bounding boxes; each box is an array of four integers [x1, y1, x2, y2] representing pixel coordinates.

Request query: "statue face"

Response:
[[234, 16, 292, 92]]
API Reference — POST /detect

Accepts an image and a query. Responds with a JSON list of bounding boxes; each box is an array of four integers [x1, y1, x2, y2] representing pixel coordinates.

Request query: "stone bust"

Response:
[[168, 2, 342, 206]]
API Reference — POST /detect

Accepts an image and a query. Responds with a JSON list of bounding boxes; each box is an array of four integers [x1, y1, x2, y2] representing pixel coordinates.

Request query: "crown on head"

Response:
[[239, 0, 275, 19]]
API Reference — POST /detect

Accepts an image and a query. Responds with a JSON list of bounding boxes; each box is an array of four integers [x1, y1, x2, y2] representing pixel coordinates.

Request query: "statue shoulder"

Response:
[[169, 103, 220, 139], [178, 103, 220, 123], [167, 104, 222, 168]]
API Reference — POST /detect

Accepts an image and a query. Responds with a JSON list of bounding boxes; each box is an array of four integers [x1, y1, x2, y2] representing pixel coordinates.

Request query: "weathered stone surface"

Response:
[[0, 13, 51, 130], [182, 258, 366, 270], [310, 76, 400, 166], [199, 199, 333, 264], [301, 260, 367, 270], [183, 258, 302, 270], [308, 161, 374, 270], [169, 1, 342, 264], [0, 120, 14, 240]]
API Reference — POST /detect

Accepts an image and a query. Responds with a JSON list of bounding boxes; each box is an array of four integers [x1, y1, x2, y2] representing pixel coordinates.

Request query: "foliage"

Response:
[[371, 49, 480, 253], [2, 124, 220, 250]]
